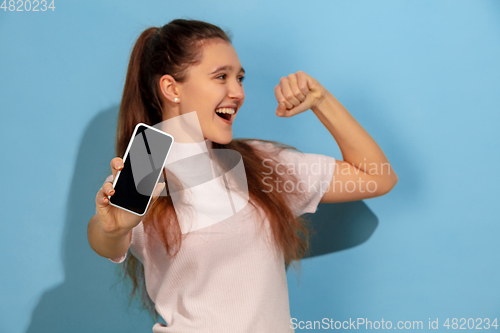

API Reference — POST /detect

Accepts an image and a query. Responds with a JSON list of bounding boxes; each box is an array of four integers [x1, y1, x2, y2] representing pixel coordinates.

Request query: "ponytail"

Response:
[[116, 27, 159, 158]]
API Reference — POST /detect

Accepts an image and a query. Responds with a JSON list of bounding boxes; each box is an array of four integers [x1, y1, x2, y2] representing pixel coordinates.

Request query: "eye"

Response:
[[216, 74, 245, 83]]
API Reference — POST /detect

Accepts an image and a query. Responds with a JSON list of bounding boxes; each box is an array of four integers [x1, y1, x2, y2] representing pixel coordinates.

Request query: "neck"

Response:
[[166, 136, 212, 166], [159, 111, 205, 143]]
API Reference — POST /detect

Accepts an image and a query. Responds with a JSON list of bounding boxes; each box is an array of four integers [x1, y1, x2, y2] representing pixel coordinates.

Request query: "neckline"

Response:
[[166, 138, 212, 165]]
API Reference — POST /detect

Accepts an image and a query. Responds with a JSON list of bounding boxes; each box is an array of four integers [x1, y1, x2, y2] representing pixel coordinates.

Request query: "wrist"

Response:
[[311, 89, 333, 114], [97, 216, 132, 238]]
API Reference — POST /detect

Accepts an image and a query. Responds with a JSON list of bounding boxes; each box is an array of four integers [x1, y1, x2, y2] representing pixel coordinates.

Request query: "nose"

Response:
[[228, 78, 245, 102]]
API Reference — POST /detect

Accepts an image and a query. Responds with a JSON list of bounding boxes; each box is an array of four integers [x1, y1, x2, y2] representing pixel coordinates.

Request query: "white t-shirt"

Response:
[[107, 138, 336, 332]]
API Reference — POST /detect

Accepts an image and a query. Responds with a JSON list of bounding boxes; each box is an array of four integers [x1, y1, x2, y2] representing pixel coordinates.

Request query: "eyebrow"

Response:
[[210, 65, 245, 75]]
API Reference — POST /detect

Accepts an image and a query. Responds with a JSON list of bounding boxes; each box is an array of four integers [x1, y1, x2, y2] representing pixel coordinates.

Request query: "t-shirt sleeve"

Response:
[[249, 141, 336, 217], [108, 223, 145, 264], [108, 222, 145, 264], [96, 174, 145, 264]]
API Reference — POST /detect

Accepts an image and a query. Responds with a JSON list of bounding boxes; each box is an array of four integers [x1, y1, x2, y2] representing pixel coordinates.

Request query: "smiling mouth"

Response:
[[215, 107, 236, 122], [215, 112, 231, 121]]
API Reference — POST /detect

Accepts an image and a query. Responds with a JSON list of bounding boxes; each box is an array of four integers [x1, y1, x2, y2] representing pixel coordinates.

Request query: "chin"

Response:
[[211, 134, 233, 145]]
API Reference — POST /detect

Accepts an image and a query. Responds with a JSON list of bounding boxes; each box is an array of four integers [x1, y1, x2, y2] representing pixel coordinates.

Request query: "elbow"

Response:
[[375, 173, 398, 196]]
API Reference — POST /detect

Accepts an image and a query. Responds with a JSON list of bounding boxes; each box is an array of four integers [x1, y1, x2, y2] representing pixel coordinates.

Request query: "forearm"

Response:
[[311, 90, 398, 182], [87, 214, 131, 259]]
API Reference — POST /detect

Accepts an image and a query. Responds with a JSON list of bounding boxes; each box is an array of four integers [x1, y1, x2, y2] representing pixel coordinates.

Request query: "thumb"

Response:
[[151, 182, 166, 202], [276, 102, 286, 116]]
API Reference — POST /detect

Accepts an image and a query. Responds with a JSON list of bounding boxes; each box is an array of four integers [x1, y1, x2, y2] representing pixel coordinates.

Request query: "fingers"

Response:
[[280, 76, 301, 107], [95, 157, 123, 209], [294, 71, 310, 97], [110, 157, 124, 180], [96, 187, 111, 209], [287, 73, 307, 104], [275, 71, 312, 117], [274, 86, 294, 110], [101, 180, 115, 199], [277, 73, 307, 107], [151, 182, 166, 204]]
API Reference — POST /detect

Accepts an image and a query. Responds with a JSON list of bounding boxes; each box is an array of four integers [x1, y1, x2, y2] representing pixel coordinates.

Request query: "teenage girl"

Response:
[[87, 19, 398, 333]]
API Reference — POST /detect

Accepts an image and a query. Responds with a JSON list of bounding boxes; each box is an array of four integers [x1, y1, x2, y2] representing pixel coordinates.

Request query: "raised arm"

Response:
[[311, 89, 398, 202], [274, 71, 398, 203]]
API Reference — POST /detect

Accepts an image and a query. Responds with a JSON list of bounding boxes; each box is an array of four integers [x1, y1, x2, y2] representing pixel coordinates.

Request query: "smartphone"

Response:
[[108, 123, 174, 216]]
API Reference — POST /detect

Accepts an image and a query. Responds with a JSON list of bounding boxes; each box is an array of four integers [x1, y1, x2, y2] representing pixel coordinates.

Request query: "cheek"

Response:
[[201, 87, 222, 106]]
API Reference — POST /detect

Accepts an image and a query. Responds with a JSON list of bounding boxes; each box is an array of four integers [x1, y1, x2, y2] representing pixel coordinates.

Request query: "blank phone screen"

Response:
[[110, 124, 173, 215]]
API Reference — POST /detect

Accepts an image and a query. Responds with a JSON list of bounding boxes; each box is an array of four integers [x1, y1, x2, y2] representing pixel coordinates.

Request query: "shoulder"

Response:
[[237, 138, 303, 157]]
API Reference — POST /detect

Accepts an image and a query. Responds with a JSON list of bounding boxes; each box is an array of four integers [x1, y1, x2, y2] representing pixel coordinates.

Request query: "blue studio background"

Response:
[[1, 0, 499, 332]]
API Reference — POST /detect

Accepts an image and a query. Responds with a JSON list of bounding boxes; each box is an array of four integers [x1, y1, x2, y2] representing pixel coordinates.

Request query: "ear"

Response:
[[159, 74, 180, 103]]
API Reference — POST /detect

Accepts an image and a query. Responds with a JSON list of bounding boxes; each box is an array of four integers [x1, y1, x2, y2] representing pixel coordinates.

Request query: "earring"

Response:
[[174, 98, 179, 102]]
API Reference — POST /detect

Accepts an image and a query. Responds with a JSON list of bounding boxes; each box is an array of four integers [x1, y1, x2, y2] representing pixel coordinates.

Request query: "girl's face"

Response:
[[174, 39, 245, 144]]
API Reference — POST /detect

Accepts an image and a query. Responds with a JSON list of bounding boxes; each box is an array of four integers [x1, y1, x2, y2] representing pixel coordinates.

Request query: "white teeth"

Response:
[[215, 107, 236, 114]]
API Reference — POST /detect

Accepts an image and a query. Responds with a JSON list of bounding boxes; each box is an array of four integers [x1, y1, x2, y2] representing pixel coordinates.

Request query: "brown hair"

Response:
[[112, 18, 314, 322]]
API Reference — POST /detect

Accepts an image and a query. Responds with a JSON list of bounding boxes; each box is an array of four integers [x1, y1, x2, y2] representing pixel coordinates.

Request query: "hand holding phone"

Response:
[[95, 157, 166, 235], [95, 123, 174, 234]]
